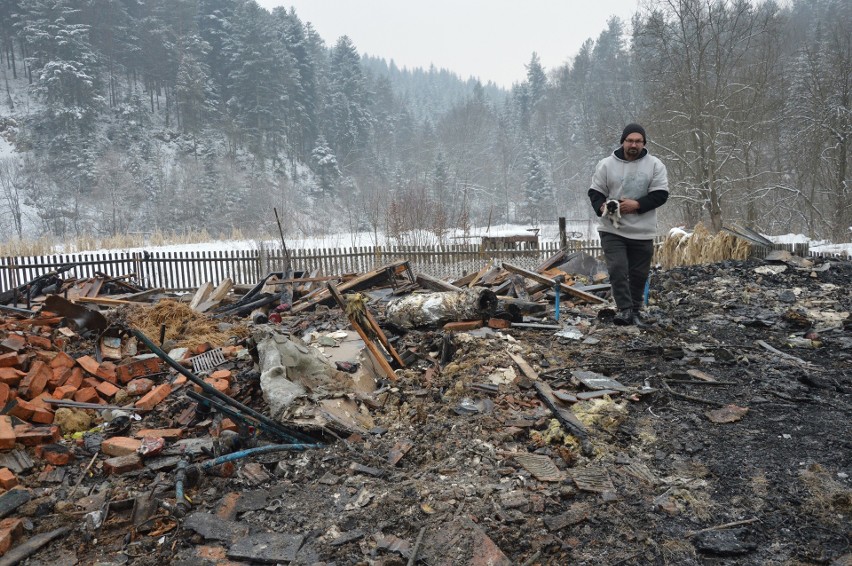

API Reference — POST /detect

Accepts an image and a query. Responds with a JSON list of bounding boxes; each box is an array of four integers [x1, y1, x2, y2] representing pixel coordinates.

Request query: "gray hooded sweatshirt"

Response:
[[590, 148, 668, 240]]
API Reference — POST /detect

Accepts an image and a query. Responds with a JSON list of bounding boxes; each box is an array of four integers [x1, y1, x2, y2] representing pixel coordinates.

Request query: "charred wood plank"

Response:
[[508, 352, 593, 456], [415, 273, 463, 292], [501, 263, 606, 304], [327, 282, 399, 381], [291, 262, 409, 314]]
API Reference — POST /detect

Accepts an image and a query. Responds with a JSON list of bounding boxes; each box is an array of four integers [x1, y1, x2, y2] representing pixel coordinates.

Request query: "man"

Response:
[[589, 123, 668, 326]]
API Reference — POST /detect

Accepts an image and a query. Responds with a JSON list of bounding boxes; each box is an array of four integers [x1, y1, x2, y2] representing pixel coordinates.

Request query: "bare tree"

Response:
[[786, 0, 852, 241], [634, 0, 786, 232], [0, 156, 25, 239]]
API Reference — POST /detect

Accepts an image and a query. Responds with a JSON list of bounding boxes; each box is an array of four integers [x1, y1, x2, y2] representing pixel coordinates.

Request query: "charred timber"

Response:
[[386, 288, 498, 329]]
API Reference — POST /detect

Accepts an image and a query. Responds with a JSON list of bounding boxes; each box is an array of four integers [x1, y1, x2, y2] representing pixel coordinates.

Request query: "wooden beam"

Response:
[[189, 282, 214, 311], [122, 287, 165, 302], [362, 308, 406, 368], [72, 297, 131, 306], [501, 262, 606, 304], [291, 261, 409, 314], [268, 275, 341, 285], [415, 273, 463, 292], [507, 351, 593, 456], [327, 282, 398, 381], [196, 278, 234, 313]]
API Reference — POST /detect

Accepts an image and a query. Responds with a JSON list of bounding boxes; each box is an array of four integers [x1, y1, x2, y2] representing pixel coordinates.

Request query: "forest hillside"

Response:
[[0, 0, 849, 245]]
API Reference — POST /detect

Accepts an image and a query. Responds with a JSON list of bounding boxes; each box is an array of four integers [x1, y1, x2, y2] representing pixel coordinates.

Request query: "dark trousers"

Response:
[[600, 232, 654, 312]]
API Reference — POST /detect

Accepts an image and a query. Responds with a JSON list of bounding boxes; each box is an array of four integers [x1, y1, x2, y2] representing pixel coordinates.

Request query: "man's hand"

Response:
[[619, 198, 640, 214]]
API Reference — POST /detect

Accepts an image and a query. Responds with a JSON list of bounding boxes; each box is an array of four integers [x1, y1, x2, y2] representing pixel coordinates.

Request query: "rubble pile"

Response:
[[0, 250, 848, 565]]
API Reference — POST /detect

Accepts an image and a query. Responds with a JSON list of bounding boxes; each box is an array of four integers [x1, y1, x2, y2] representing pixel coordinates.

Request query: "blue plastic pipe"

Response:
[[554, 282, 561, 322], [197, 443, 322, 472]]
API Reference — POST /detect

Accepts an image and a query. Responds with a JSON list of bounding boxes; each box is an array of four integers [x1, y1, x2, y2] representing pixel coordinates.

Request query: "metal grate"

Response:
[[188, 348, 226, 375]]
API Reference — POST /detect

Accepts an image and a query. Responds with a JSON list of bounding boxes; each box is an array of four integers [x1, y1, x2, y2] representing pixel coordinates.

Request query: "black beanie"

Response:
[[620, 123, 646, 144]]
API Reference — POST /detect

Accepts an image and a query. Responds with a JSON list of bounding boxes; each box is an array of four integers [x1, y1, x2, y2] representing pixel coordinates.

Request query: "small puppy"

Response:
[[603, 199, 621, 228]]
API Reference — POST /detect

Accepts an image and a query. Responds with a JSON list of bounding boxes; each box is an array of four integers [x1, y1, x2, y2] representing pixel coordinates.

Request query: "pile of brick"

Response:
[[0, 308, 253, 554], [0, 318, 169, 431]]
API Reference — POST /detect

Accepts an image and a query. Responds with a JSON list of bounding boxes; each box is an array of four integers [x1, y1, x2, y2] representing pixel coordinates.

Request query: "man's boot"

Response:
[[613, 309, 634, 326]]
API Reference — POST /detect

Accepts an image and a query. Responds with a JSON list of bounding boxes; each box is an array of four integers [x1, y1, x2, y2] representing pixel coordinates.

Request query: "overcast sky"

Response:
[[256, 1, 641, 88]]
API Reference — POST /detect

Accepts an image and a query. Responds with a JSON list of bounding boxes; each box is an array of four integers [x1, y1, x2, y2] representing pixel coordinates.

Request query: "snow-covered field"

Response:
[[64, 221, 598, 255], [67, 224, 850, 258], [768, 234, 851, 256]]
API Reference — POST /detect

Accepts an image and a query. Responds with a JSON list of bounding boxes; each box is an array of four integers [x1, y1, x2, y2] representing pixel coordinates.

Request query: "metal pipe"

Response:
[[175, 460, 189, 505], [186, 390, 306, 444], [553, 275, 565, 322], [0, 304, 37, 316], [196, 443, 321, 472], [130, 327, 316, 444]]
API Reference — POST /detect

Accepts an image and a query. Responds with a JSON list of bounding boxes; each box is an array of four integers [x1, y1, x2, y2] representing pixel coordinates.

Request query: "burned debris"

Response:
[[0, 242, 848, 565]]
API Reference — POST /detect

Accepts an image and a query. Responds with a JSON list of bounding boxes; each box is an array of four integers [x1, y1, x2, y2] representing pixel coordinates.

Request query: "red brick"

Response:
[[73, 387, 100, 404], [52, 384, 78, 399], [30, 406, 55, 425], [487, 318, 512, 329], [137, 436, 165, 457], [0, 353, 24, 369], [219, 419, 239, 433], [32, 350, 56, 367], [208, 461, 236, 478], [19, 360, 51, 400], [64, 367, 83, 390], [101, 436, 142, 457], [135, 384, 172, 411], [116, 357, 162, 385], [76, 355, 101, 376], [31, 395, 56, 419], [0, 368, 25, 387], [49, 351, 76, 370], [0, 383, 9, 407], [19, 362, 51, 399], [34, 444, 73, 466], [0, 517, 23, 555], [195, 545, 245, 565], [0, 469, 15, 490], [29, 392, 54, 410], [95, 381, 120, 399], [204, 378, 230, 395], [125, 378, 154, 396], [13, 425, 59, 446], [103, 453, 142, 475], [0, 417, 15, 450], [469, 522, 513, 566], [210, 369, 232, 383], [26, 334, 53, 350], [0, 335, 26, 352], [0, 468, 16, 490], [216, 493, 240, 520], [443, 320, 484, 331], [49, 366, 73, 390], [7, 398, 36, 421], [193, 343, 212, 355], [96, 361, 117, 383], [82, 377, 101, 390], [134, 428, 184, 440]]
